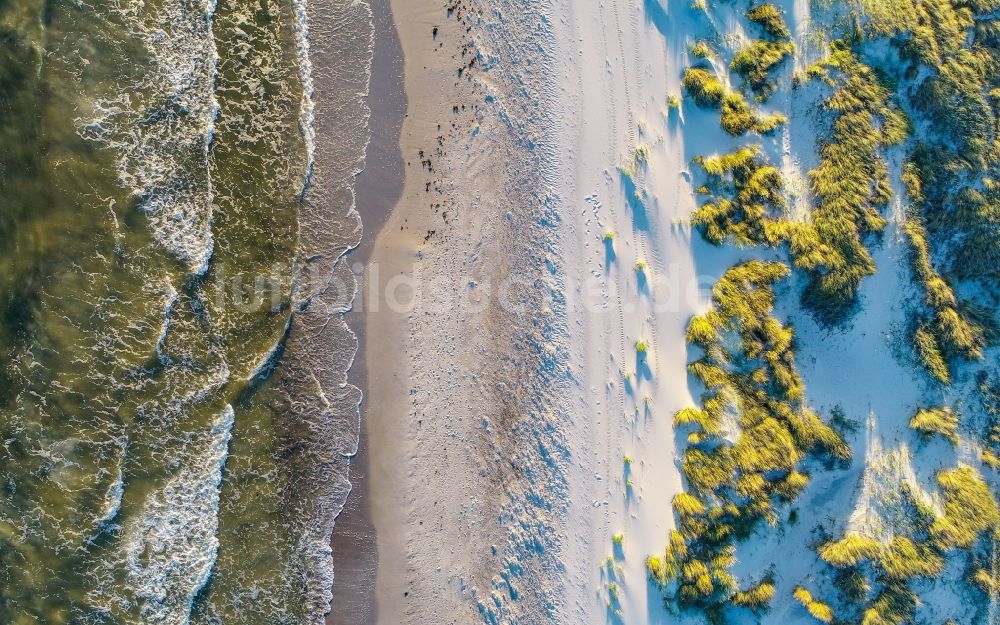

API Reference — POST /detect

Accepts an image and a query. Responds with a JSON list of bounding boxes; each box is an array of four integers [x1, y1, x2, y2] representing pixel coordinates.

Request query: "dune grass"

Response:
[[792, 586, 835, 623], [930, 465, 1000, 550], [691, 145, 787, 247], [683, 66, 788, 136], [908, 407, 959, 443], [901, 163, 992, 383], [793, 43, 907, 325], [652, 261, 847, 617]]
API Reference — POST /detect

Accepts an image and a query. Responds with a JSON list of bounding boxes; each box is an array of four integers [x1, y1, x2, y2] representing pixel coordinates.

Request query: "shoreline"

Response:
[[326, 0, 406, 622]]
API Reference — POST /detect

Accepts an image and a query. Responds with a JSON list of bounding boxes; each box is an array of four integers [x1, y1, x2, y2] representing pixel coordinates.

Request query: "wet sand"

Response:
[[326, 0, 405, 622]]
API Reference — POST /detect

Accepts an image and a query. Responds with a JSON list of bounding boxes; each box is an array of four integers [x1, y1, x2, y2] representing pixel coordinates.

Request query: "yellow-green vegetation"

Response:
[[682, 67, 787, 135], [901, 165, 990, 383], [794, 43, 907, 324], [730, 577, 776, 611], [867, 0, 1000, 372], [635, 259, 648, 271], [930, 465, 1000, 550], [683, 67, 726, 107], [690, 40, 714, 59], [972, 567, 1000, 595], [908, 406, 959, 443], [652, 262, 847, 616], [636, 340, 649, 353], [860, 583, 919, 625], [746, 3, 791, 39], [792, 586, 835, 623], [612, 532, 624, 545], [818, 533, 883, 567], [820, 534, 945, 580], [691, 42, 910, 325], [691, 146, 787, 246], [732, 40, 795, 99], [720, 93, 787, 135], [977, 373, 1000, 470], [809, 465, 990, 625], [634, 144, 651, 165], [913, 325, 950, 384], [732, 5, 794, 99]]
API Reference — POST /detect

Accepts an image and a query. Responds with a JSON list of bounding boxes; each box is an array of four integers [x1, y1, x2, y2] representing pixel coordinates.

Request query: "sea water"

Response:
[[0, 0, 371, 621]]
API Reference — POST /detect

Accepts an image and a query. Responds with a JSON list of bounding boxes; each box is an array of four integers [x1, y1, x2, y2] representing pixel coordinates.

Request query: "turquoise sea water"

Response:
[[0, 0, 370, 621]]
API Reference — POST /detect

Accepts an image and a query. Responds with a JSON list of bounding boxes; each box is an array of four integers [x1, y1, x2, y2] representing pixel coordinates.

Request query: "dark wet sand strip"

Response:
[[326, 0, 405, 622]]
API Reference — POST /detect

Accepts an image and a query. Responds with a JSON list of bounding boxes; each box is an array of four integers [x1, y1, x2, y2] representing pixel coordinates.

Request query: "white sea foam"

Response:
[[78, 0, 221, 275], [291, 0, 316, 194], [122, 405, 233, 624], [285, 0, 372, 620], [93, 444, 126, 532]]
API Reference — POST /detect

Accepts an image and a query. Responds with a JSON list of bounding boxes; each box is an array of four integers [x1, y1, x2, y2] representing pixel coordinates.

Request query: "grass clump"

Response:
[[908, 407, 959, 443], [819, 533, 945, 581], [732, 40, 795, 99], [900, 182, 990, 383], [690, 40, 714, 59], [746, 3, 791, 39], [732, 5, 794, 99], [720, 93, 786, 135], [683, 67, 726, 107], [792, 586, 834, 623], [930, 465, 1000, 550], [683, 67, 786, 135], [913, 325, 950, 384], [819, 533, 883, 567], [731, 577, 776, 610], [634, 144, 651, 165]]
